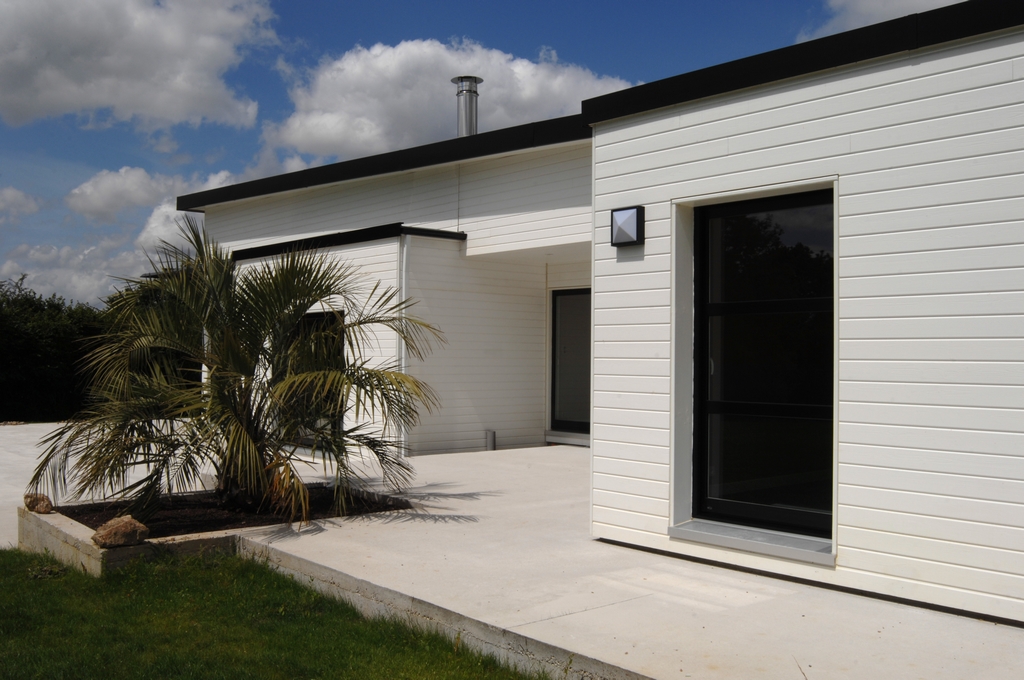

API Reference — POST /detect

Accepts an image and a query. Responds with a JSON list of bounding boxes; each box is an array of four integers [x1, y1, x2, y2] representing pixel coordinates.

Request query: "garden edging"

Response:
[[17, 507, 238, 576]]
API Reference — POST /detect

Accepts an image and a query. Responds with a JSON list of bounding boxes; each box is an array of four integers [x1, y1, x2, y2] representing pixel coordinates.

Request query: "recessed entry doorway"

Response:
[[551, 289, 591, 435], [693, 189, 834, 538]]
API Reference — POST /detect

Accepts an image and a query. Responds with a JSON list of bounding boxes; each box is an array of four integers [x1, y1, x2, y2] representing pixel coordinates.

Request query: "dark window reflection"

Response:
[[695, 189, 834, 537], [707, 414, 833, 513], [709, 312, 833, 405], [709, 200, 833, 303], [552, 290, 591, 433]]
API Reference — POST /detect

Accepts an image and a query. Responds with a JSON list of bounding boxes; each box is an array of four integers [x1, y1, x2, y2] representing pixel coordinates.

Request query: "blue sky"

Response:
[[0, 0, 956, 304]]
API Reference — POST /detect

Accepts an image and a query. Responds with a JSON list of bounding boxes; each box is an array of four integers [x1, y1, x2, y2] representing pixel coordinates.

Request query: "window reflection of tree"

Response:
[[716, 212, 833, 303], [712, 212, 833, 407]]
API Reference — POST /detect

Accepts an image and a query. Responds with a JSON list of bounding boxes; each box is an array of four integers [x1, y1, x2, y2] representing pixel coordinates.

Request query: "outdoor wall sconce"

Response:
[[611, 206, 645, 246]]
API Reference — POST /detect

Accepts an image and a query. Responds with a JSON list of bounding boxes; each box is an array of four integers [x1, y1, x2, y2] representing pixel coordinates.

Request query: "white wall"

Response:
[[461, 143, 592, 256], [202, 141, 591, 255], [404, 236, 547, 453], [591, 28, 1024, 621], [547, 261, 591, 290], [203, 166, 459, 248], [201, 141, 592, 455], [234, 239, 401, 365]]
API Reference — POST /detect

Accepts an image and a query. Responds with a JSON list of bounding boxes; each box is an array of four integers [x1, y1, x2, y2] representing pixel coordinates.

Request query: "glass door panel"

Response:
[[695, 190, 834, 537], [552, 289, 591, 433]]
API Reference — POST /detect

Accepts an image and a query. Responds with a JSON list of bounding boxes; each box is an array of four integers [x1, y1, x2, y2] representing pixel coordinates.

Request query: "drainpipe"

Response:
[[398, 233, 409, 453]]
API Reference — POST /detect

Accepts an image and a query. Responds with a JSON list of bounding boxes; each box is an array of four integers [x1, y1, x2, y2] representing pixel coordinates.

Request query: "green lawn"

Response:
[[0, 549, 545, 680]]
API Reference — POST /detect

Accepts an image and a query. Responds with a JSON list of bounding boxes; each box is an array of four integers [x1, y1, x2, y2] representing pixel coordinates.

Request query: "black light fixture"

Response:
[[611, 206, 645, 247]]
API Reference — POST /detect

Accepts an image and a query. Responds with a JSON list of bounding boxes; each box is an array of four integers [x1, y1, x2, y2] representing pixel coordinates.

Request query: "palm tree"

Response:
[[29, 218, 441, 522]]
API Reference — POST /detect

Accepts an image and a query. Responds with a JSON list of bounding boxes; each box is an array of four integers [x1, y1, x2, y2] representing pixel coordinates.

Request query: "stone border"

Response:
[[17, 507, 651, 680], [17, 507, 238, 576]]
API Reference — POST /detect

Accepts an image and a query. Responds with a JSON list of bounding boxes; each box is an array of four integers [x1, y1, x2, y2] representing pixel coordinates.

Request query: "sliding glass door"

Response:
[[694, 190, 834, 537]]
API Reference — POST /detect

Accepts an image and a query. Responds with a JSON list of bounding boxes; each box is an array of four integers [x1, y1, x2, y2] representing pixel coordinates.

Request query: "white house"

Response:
[[178, 114, 596, 453], [179, 0, 1024, 624]]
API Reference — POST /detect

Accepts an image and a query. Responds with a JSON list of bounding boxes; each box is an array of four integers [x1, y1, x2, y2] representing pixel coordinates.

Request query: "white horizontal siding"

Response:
[[592, 439, 670, 464], [840, 422, 1024, 458], [200, 140, 594, 456], [840, 381, 1024, 409], [204, 166, 460, 247], [841, 443, 1024, 479], [591, 26, 1024, 620], [839, 505, 1024, 553], [840, 316, 1024, 339], [236, 239, 400, 363], [203, 141, 591, 260], [238, 240, 401, 443], [593, 489, 669, 517], [460, 144, 592, 256], [841, 240, 1024, 278], [839, 219, 1024, 258], [593, 390, 670, 411], [840, 267, 1024, 297], [840, 360, 1024, 385], [403, 236, 547, 453], [547, 260, 590, 290]]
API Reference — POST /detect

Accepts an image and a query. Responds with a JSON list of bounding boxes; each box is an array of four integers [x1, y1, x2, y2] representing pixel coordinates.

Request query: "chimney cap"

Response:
[[451, 75, 483, 91]]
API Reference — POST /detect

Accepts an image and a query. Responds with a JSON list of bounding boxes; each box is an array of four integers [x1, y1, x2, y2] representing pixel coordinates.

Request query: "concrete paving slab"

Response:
[[245, 447, 1024, 680], [4, 426, 1023, 679]]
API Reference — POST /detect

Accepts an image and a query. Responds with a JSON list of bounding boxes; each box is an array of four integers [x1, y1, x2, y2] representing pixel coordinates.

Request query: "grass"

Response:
[[0, 549, 545, 680]]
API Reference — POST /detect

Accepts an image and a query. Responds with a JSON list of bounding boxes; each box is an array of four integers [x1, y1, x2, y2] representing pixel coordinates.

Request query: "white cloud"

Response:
[[66, 166, 236, 224], [802, 0, 962, 40], [265, 39, 632, 160], [0, 0, 276, 130], [1, 188, 222, 304], [5, 166, 240, 303], [134, 200, 187, 251], [0, 187, 40, 223], [131, 169, 230, 249], [9, 34, 635, 304], [66, 167, 191, 222], [1, 237, 150, 304]]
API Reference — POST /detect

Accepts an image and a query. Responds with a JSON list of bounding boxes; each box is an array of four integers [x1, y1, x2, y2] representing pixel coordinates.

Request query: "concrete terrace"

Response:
[[4, 423, 1023, 679]]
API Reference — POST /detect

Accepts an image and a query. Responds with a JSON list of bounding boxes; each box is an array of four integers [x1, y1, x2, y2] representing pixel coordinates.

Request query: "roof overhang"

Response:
[[581, 0, 1024, 125], [177, 114, 591, 212]]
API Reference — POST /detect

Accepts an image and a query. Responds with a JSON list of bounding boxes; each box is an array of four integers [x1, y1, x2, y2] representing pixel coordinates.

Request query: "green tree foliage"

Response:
[[0, 276, 104, 422], [30, 218, 441, 522]]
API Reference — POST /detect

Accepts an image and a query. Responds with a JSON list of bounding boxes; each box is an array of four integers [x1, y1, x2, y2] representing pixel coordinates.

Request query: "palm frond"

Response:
[[31, 217, 440, 523]]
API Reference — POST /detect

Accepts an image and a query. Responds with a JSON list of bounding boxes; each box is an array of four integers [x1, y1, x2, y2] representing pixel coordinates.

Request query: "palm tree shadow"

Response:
[[247, 520, 329, 543], [249, 482, 501, 536], [398, 481, 502, 503], [335, 481, 501, 524], [340, 511, 480, 524]]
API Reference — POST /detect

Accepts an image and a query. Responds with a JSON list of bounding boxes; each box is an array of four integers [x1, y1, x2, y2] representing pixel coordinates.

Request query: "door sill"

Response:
[[545, 430, 590, 447], [668, 519, 834, 567]]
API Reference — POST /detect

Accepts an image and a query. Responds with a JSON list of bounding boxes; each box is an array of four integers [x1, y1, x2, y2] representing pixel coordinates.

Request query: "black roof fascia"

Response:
[[231, 223, 466, 262], [581, 0, 1024, 125], [178, 114, 591, 212]]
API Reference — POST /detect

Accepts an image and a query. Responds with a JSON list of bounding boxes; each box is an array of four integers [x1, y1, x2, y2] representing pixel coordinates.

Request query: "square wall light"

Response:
[[611, 206, 645, 247]]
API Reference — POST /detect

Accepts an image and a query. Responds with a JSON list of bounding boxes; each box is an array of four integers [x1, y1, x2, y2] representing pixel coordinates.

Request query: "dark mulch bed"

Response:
[[57, 485, 411, 539]]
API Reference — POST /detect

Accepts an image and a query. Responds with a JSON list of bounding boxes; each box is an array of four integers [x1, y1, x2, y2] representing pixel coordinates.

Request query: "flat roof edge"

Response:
[[177, 114, 591, 211], [231, 224, 466, 261], [581, 0, 1024, 125]]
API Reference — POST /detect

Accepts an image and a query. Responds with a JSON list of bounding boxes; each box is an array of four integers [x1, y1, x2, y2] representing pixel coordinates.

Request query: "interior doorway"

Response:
[[551, 288, 591, 434]]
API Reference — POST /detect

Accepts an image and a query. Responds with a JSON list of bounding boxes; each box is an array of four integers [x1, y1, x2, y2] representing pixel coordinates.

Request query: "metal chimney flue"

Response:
[[452, 75, 483, 137]]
